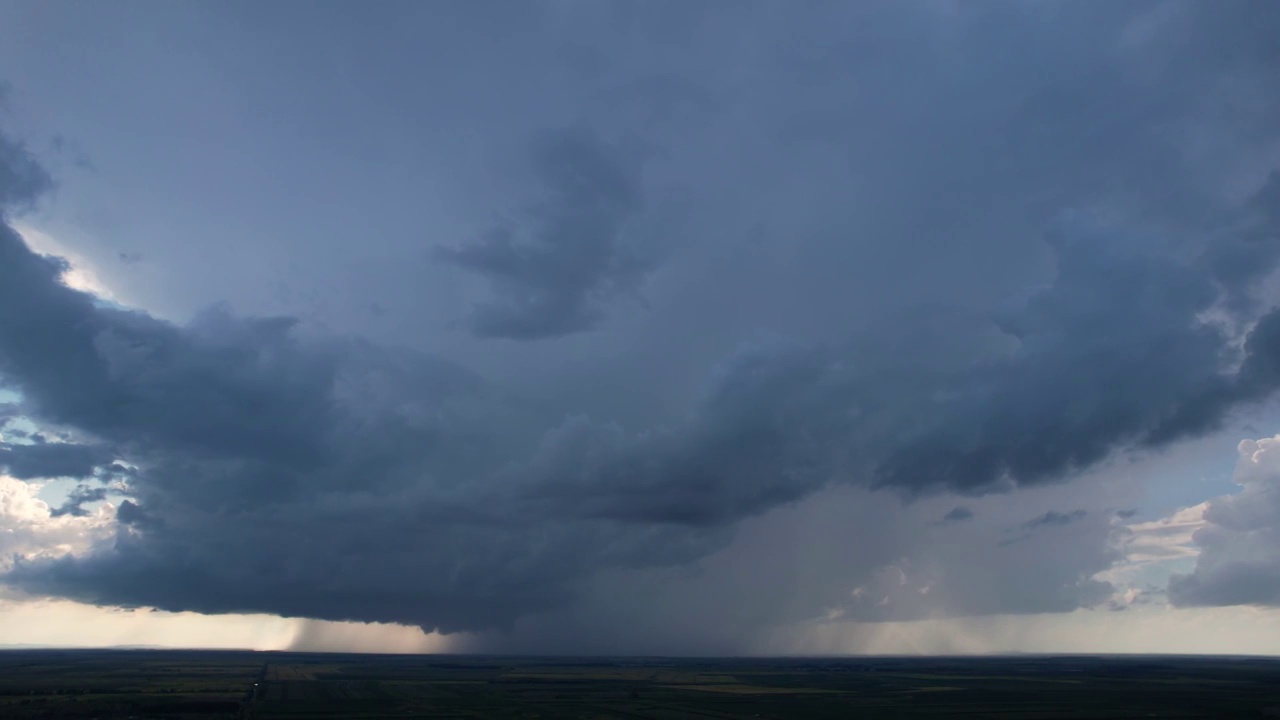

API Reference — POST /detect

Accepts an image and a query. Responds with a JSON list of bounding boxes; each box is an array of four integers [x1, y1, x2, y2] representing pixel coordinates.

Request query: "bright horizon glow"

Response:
[[7, 598, 1280, 657], [0, 595, 454, 653]]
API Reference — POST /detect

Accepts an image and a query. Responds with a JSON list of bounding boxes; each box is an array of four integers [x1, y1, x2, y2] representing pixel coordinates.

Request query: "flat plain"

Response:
[[2, 650, 1279, 719]]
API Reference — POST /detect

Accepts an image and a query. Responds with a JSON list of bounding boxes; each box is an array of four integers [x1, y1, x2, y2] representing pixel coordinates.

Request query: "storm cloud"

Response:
[[1, 1, 1280, 647], [0, 99, 51, 210], [0, 440, 113, 480], [438, 127, 654, 339]]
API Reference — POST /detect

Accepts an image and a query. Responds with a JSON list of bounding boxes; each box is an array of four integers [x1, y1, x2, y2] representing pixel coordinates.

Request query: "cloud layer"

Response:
[[4, 135, 1278, 636], [0, 1, 1279, 650]]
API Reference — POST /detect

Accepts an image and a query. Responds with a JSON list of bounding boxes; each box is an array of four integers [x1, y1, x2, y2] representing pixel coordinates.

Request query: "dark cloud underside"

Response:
[[0, 2, 1279, 641]]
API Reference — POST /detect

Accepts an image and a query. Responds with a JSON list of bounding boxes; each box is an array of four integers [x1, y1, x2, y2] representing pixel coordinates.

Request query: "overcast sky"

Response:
[[3, 0, 1280, 655]]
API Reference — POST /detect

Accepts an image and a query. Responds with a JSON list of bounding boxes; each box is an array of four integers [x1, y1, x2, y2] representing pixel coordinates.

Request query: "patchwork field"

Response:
[[1, 650, 1279, 718]]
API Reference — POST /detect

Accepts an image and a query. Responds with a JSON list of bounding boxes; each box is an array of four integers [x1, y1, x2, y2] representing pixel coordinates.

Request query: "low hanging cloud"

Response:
[[1168, 436, 1280, 608], [3, 132, 1280, 635], [438, 127, 654, 340], [456, 478, 1135, 655], [0, 440, 113, 480], [1, 167, 724, 630], [2, 1, 1280, 644], [874, 208, 1280, 497]]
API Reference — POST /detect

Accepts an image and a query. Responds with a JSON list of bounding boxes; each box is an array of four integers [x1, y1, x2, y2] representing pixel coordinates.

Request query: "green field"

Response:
[[2, 650, 1279, 718]]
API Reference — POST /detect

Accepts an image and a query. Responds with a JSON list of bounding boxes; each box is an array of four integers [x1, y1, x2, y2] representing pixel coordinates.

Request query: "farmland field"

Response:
[[2, 650, 1280, 718]]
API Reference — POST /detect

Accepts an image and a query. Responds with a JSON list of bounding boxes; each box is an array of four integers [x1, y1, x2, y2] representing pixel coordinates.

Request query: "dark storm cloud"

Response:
[[0, 440, 112, 480], [457, 483, 1128, 654], [438, 127, 653, 340], [0, 212, 337, 473], [6, 190, 1270, 631], [0, 89, 52, 213], [2, 0, 1280, 639], [0, 173, 722, 630], [112, 500, 160, 529], [533, 193, 1280, 529], [1202, 173, 1280, 311], [874, 213, 1250, 496], [940, 506, 975, 524]]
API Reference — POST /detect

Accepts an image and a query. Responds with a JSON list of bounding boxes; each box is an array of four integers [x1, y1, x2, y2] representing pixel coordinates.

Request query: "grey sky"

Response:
[[2, 0, 1280, 653]]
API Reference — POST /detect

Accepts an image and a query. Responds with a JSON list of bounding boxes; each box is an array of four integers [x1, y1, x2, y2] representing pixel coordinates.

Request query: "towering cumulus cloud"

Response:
[[1169, 436, 1280, 607], [1, 1, 1279, 644]]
